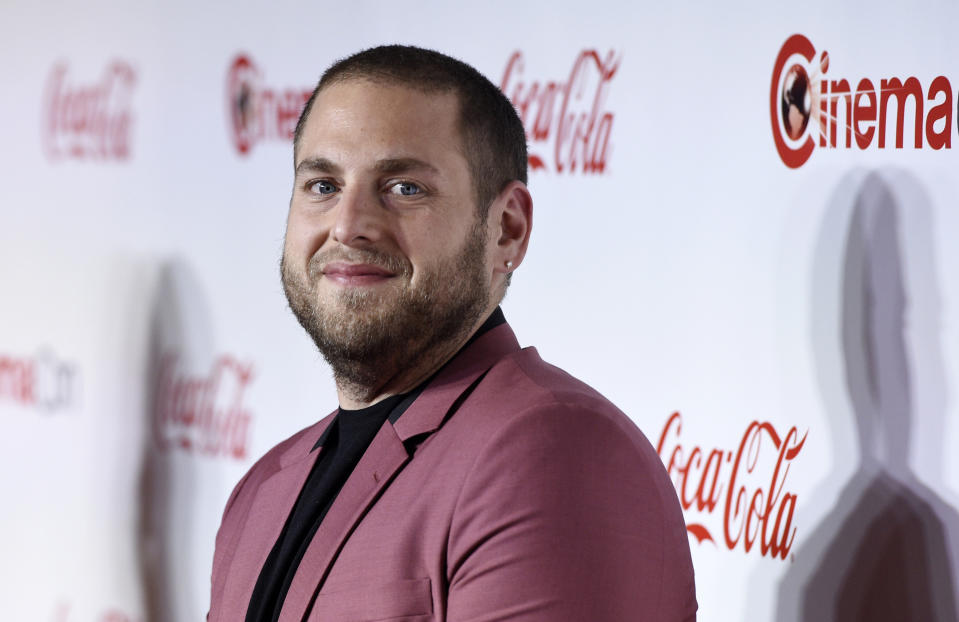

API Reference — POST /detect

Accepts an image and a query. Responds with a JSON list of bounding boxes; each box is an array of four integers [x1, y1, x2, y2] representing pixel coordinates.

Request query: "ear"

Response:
[[489, 180, 533, 275]]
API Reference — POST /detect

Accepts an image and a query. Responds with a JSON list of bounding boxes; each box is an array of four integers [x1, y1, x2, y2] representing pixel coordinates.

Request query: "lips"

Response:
[[321, 261, 397, 286]]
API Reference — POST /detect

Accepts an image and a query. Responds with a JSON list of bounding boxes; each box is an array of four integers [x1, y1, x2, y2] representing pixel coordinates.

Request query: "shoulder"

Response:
[[445, 347, 698, 620], [461, 345, 678, 505], [467, 346, 656, 462]]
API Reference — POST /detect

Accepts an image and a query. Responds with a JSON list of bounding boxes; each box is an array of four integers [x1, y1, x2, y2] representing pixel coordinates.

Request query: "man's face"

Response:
[[282, 79, 494, 390]]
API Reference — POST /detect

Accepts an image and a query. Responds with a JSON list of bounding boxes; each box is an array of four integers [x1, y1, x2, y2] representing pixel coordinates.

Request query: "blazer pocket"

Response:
[[308, 577, 433, 622]]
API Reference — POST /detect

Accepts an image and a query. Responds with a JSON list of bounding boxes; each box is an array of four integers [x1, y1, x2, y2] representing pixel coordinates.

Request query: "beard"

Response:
[[281, 219, 491, 398]]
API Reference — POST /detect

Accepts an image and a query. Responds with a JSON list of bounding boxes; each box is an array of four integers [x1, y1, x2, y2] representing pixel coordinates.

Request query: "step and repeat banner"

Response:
[[2, 1, 958, 620]]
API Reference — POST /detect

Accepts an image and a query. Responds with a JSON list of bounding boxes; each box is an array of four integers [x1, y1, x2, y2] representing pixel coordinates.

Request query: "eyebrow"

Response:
[[373, 158, 439, 175], [295, 157, 341, 177], [294, 156, 440, 177]]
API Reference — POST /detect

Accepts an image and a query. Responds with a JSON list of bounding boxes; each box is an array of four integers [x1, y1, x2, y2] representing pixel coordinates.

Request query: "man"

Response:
[[209, 45, 696, 621]]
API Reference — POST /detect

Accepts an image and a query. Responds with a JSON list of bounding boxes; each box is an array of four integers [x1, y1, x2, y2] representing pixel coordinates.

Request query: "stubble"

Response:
[[281, 219, 491, 401]]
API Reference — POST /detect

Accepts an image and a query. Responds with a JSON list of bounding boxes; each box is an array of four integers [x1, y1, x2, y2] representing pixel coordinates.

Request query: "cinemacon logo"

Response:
[[0, 349, 80, 413], [226, 53, 311, 155], [771, 34, 955, 168]]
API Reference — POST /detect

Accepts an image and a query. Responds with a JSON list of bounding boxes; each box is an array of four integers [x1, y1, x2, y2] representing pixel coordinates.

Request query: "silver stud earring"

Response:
[[506, 260, 514, 270]]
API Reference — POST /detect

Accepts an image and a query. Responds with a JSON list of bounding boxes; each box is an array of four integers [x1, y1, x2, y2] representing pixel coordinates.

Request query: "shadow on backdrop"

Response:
[[777, 170, 959, 621], [138, 260, 214, 622]]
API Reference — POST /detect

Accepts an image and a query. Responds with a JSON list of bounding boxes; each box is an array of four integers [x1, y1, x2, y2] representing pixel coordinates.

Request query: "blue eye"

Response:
[[390, 182, 421, 196], [310, 180, 338, 195]]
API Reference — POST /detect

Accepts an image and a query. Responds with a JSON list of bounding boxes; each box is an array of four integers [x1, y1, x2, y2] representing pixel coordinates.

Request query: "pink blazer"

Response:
[[209, 323, 697, 621]]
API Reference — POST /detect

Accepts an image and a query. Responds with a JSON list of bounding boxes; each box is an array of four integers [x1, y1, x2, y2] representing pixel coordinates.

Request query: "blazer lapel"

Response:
[[394, 322, 521, 442], [279, 422, 409, 622], [277, 323, 522, 621], [214, 416, 334, 622]]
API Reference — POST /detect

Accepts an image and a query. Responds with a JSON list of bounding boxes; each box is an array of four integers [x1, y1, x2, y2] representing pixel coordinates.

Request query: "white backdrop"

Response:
[[2, 1, 958, 620]]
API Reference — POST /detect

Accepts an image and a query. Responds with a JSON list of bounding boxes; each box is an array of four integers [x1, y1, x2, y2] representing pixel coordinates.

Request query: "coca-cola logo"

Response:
[[0, 348, 80, 413], [153, 352, 253, 460], [771, 34, 955, 168], [501, 49, 619, 174], [41, 60, 136, 161], [656, 411, 808, 560], [226, 53, 312, 155]]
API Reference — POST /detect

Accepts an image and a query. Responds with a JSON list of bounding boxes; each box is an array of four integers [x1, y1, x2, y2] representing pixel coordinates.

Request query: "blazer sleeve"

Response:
[[446, 400, 697, 622]]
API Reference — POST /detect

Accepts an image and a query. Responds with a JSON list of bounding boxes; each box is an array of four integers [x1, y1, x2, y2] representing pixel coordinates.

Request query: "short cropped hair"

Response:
[[293, 45, 528, 215]]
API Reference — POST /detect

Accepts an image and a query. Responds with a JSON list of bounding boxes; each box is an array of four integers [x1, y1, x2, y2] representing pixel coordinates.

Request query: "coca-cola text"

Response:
[[501, 50, 619, 174], [656, 411, 807, 560], [42, 61, 136, 161], [153, 353, 253, 460]]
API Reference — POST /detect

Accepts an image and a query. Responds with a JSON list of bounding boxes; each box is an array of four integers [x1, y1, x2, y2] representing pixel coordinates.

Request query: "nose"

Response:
[[331, 186, 383, 247]]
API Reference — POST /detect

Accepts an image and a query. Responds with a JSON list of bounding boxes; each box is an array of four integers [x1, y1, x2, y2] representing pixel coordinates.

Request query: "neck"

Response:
[[334, 307, 494, 409]]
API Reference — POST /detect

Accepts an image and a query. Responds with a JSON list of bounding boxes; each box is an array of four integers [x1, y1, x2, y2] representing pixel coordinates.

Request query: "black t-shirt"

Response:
[[246, 308, 505, 621]]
